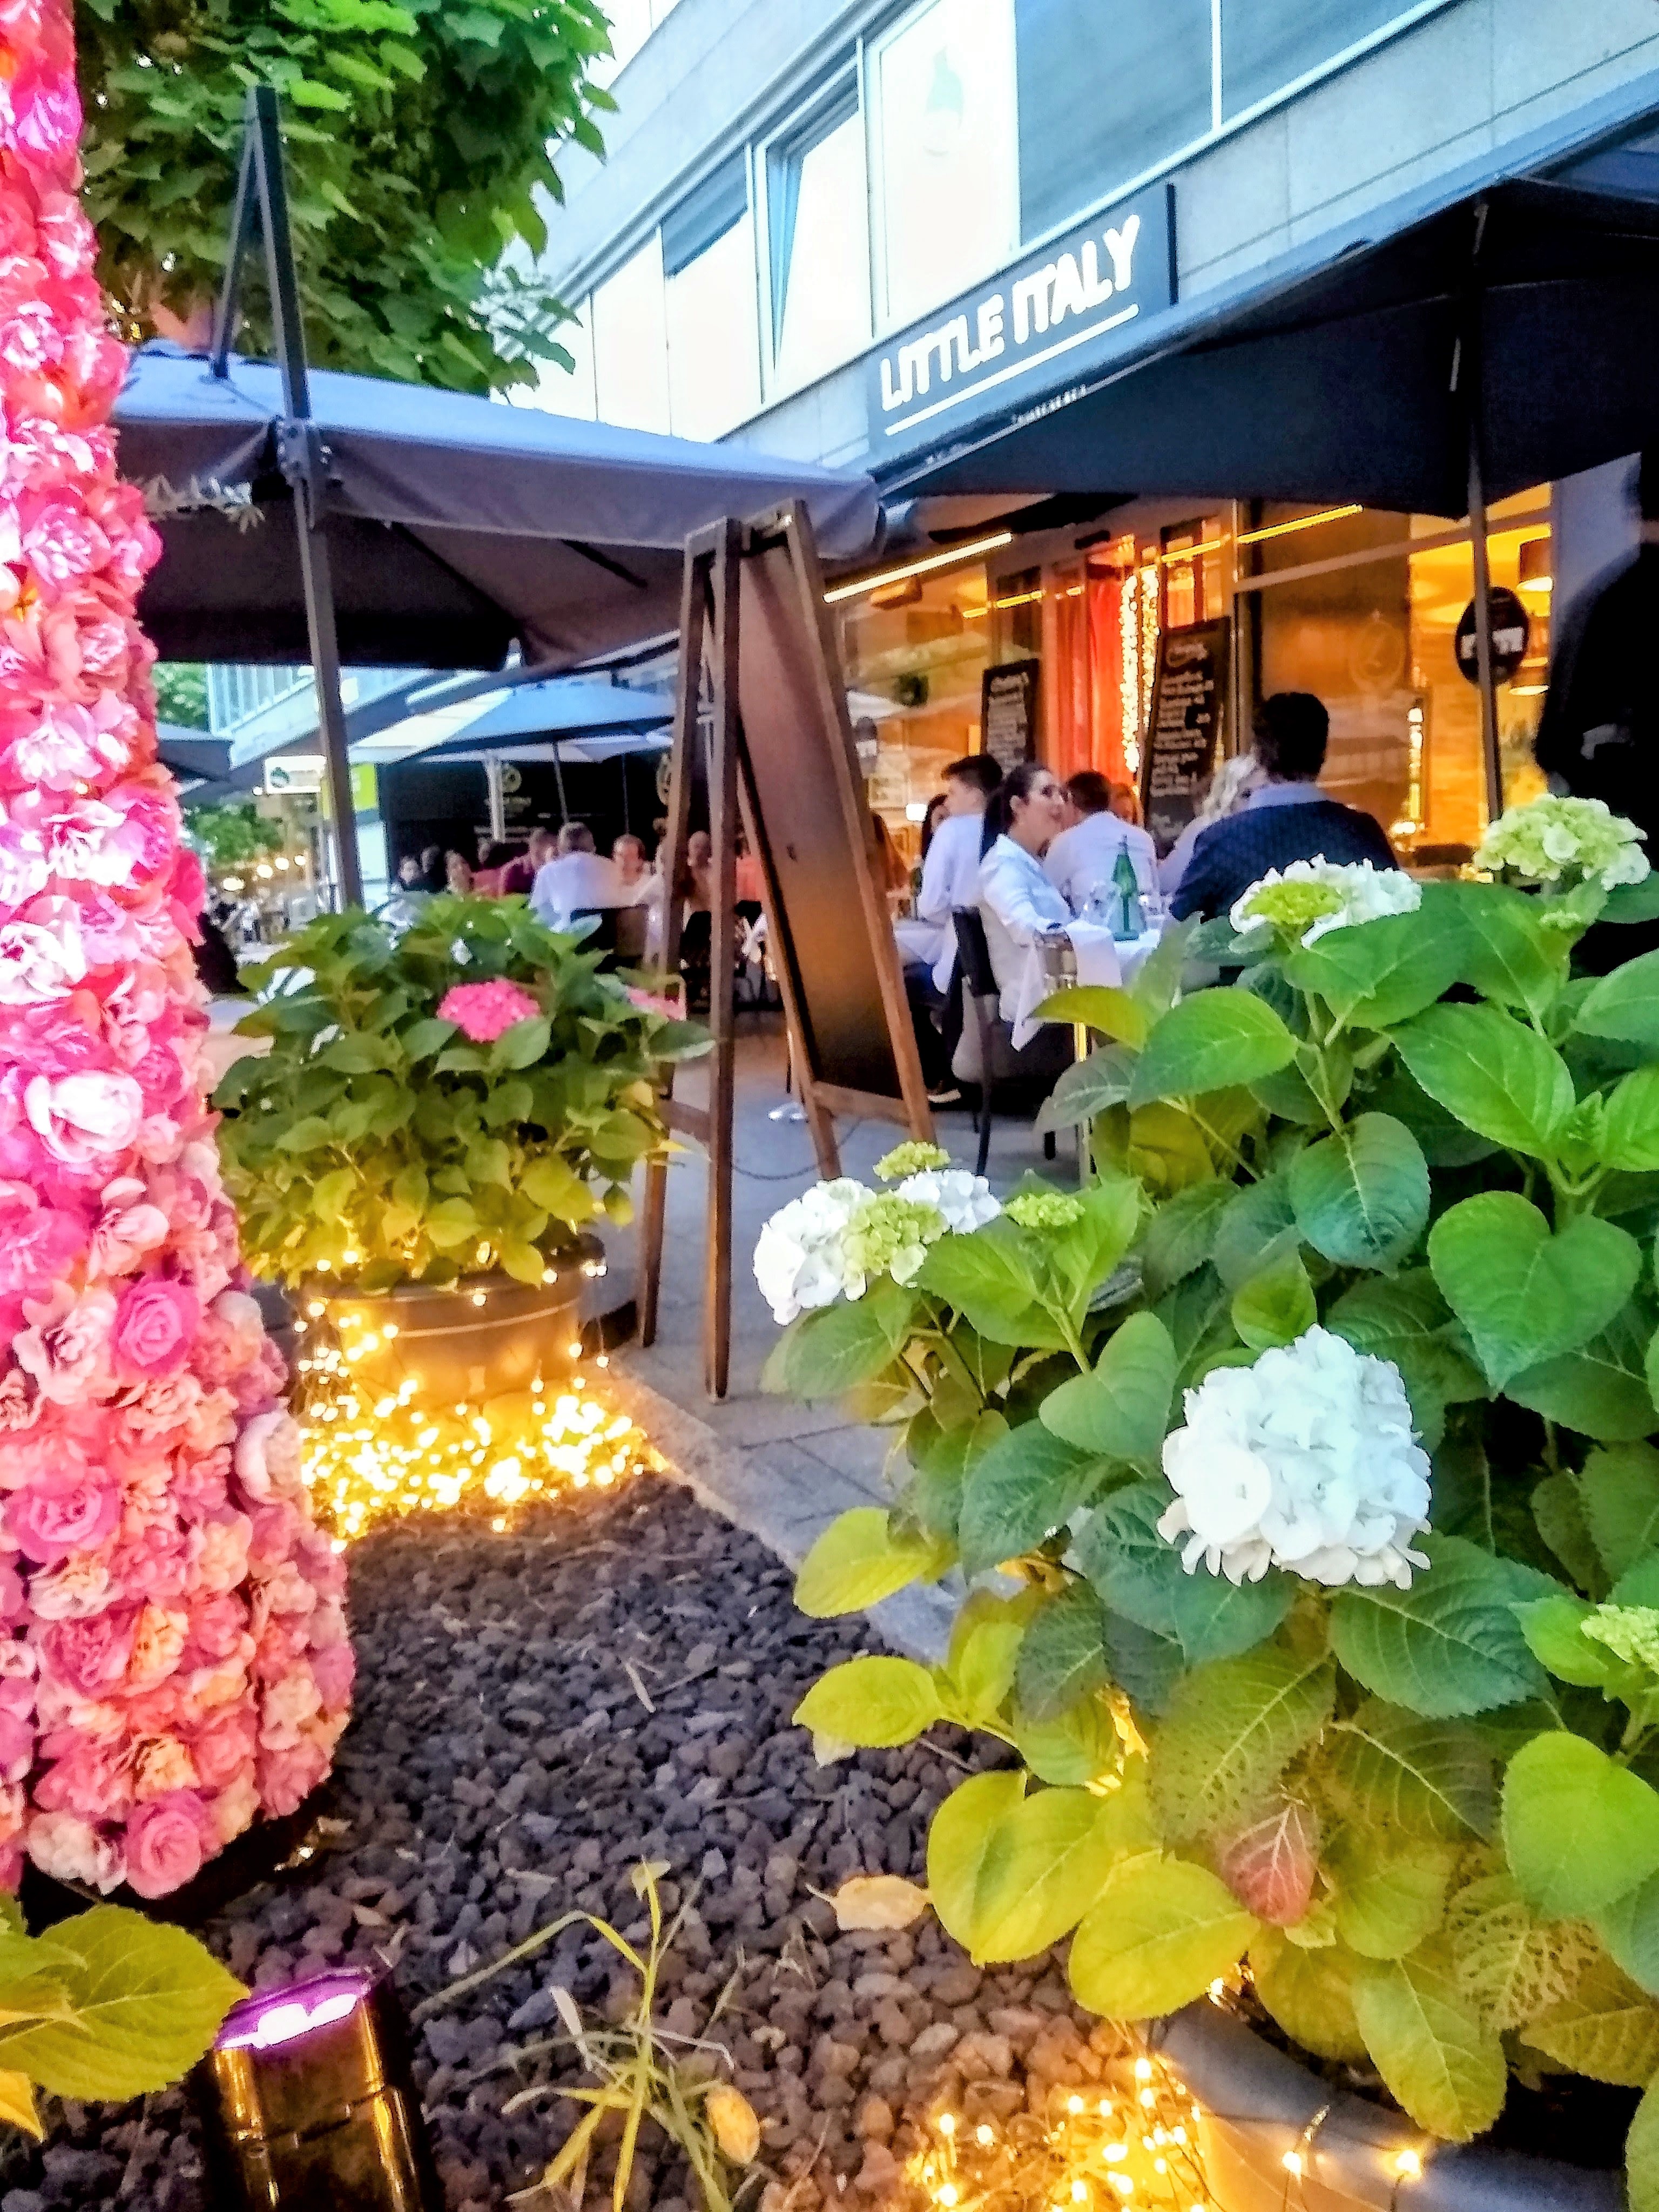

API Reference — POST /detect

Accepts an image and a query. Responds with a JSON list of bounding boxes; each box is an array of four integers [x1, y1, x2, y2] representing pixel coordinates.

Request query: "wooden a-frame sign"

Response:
[[639, 502, 934, 1398]]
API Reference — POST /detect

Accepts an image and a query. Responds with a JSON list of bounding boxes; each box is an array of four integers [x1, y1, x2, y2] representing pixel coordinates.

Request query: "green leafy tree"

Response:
[[76, 0, 616, 393], [153, 662, 208, 729], [763, 828, 1659, 2207], [184, 799, 283, 871]]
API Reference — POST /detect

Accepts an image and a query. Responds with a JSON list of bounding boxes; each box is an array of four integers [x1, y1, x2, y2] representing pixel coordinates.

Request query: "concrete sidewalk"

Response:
[[600, 1016, 1068, 1657]]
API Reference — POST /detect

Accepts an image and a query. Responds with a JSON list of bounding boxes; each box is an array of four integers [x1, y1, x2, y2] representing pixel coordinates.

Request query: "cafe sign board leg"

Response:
[[639, 503, 934, 1399]]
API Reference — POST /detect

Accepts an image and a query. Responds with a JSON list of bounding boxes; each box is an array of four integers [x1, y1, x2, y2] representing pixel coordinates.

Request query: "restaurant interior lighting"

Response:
[[823, 530, 1015, 604], [1234, 503, 1363, 548], [201, 1967, 444, 2211], [1518, 535, 1552, 592]]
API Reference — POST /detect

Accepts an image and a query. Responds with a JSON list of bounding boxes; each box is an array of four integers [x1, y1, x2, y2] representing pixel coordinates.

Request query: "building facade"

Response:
[[525, 0, 1659, 865]]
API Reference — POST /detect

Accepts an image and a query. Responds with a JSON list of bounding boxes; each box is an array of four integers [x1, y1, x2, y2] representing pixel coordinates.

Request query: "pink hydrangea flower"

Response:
[[437, 977, 541, 1043]]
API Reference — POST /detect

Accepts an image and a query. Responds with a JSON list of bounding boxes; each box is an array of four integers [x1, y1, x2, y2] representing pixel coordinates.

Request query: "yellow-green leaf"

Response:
[[793, 1509, 947, 1616], [1068, 1857, 1256, 2019], [1351, 1945, 1506, 2141], [793, 1658, 941, 1750]]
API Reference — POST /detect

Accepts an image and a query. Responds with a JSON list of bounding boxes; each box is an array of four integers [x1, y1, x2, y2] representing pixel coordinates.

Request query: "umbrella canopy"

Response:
[[115, 344, 880, 668], [888, 179, 1659, 516], [413, 732, 669, 767], [450, 676, 672, 745]]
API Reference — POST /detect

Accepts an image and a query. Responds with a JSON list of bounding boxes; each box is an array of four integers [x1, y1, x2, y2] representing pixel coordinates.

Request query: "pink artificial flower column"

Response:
[[0, 0, 351, 1898]]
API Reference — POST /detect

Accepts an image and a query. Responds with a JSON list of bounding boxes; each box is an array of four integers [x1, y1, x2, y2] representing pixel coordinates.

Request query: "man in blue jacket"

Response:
[[1170, 691, 1398, 921]]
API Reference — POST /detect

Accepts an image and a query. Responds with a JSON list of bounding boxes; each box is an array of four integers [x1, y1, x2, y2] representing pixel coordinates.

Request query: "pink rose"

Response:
[[0, 1707, 32, 1784], [127, 1601, 187, 1689], [257, 1738, 327, 1819], [436, 979, 541, 1043], [310, 1640, 355, 1711], [111, 1275, 198, 1377], [0, 1195, 84, 1292], [258, 1663, 320, 1749], [19, 494, 105, 597], [27, 1553, 109, 1619], [180, 1591, 247, 1667], [25, 1069, 143, 1166], [132, 1734, 197, 1800], [190, 1704, 255, 1791], [207, 1772, 258, 1849], [86, 1197, 168, 1278], [11, 1284, 113, 1404], [234, 1410, 302, 1503], [124, 1790, 207, 1899], [26, 1809, 122, 1893], [5, 1468, 117, 1557], [33, 1737, 132, 1824], [36, 1603, 134, 1692], [0, 902, 84, 1003]]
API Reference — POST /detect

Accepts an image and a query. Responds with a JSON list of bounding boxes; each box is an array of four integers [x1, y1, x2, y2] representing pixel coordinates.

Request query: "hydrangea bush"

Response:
[[762, 801, 1659, 2202], [216, 896, 707, 1291], [0, 0, 349, 1908]]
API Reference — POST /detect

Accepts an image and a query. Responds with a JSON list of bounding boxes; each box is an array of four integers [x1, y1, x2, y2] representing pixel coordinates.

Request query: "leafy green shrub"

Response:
[[0, 1899, 240, 2134], [215, 896, 707, 1291], [763, 822, 1659, 2202], [184, 800, 282, 873]]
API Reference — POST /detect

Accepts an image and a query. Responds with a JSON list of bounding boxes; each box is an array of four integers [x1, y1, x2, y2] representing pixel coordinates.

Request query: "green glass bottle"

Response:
[[1111, 846, 1143, 941]]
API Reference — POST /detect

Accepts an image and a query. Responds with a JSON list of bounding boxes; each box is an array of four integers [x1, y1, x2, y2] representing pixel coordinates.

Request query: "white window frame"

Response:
[[757, 64, 871, 402]]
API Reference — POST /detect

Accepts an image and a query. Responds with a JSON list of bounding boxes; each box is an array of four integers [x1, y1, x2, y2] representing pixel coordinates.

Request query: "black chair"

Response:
[[950, 906, 1068, 1178], [571, 907, 621, 972]]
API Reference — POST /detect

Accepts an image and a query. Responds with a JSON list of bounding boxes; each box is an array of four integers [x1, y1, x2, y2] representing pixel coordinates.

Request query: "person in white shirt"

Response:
[[611, 833, 659, 908], [978, 763, 1075, 1020], [530, 822, 623, 926], [893, 751, 1003, 1103], [1044, 769, 1158, 913]]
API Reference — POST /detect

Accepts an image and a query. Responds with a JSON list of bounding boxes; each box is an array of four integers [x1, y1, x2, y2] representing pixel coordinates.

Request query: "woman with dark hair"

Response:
[[977, 761, 1074, 1017], [918, 792, 948, 862]]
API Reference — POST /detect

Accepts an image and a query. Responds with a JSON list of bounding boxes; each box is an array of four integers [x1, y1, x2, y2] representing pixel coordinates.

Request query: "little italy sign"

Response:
[[868, 184, 1175, 466]]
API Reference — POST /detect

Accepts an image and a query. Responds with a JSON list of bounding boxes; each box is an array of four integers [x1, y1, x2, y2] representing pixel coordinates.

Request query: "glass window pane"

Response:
[[876, 0, 1017, 328], [667, 213, 760, 440], [1015, 0, 1210, 241], [773, 110, 872, 393], [591, 239, 670, 434], [1221, 0, 1407, 121]]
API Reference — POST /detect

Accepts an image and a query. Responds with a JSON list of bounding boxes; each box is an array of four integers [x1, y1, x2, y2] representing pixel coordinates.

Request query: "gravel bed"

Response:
[[0, 1476, 1122, 2212]]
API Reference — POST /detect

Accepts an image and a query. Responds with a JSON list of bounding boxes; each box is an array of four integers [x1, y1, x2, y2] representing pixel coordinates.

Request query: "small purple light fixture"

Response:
[[200, 1965, 443, 2211]]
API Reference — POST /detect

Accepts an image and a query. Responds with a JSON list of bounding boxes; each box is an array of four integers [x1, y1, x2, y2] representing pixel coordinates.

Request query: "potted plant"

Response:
[[757, 797, 1659, 2210], [214, 895, 706, 1400]]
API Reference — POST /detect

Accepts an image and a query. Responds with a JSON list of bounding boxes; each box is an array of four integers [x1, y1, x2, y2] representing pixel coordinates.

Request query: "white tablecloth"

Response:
[[1010, 924, 1165, 1049]]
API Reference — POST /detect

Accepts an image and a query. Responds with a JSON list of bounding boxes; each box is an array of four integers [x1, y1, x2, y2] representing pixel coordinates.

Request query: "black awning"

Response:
[[888, 178, 1659, 517]]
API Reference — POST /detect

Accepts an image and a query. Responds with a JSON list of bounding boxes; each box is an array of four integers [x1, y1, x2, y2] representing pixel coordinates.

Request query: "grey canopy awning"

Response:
[[114, 345, 881, 669]]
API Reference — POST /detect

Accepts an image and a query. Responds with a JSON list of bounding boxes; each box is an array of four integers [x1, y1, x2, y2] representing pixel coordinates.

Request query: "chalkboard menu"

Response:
[[980, 659, 1040, 773], [1140, 617, 1232, 851]]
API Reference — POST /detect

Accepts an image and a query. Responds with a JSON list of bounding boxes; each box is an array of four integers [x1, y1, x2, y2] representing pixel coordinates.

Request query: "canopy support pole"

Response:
[[211, 87, 362, 908], [551, 742, 571, 824], [1460, 199, 1504, 830], [485, 753, 507, 842]]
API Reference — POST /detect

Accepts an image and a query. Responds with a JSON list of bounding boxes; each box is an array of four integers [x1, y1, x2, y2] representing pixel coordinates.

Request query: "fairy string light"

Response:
[[290, 1303, 656, 1541], [907, 2034, 1215, 2212]]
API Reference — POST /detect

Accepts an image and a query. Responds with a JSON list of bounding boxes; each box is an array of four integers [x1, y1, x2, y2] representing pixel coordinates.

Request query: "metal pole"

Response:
[[1459, 198, 1503, 829], [245, 86, 362, 908], [551, 741, 570, 825], [485, 754, 506, 842]]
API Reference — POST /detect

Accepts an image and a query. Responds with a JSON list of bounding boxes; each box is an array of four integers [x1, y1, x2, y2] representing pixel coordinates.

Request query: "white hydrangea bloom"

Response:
[[1230, 858, 1421, 948], [894, 1167, 1001, 1235], [1475, 794, 1649, 891], [753, 1177, 868, 1326], [1157, 1326, 1432, 1589]]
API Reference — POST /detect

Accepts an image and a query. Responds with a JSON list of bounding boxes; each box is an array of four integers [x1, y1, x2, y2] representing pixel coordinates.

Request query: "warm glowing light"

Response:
[[1282, 2151, 1304, 2177], [822, 531, 1014, 604], [1067, 2095, 1085, 2116], [1134, 2060, 1152, 2083], [1394, 2148, 1423, 2182], [975, 2125, 994, 2147], [939, 2186, 959, 2206], [938, 2114, 956, 2138], [1235, 503, 1362, 548]]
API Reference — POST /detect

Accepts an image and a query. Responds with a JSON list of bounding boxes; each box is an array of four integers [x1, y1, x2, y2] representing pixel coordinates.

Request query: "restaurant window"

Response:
[[873, 0, 1018, 330], [1014, 0, 1210, 242], [837, 560, 991, 862], [1245, 490, 1552, 863], [591, 238, 671, 434], [665, 157, 760, 439], [1219, 0, 1415, 122], [768, 86, 872, 395]]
